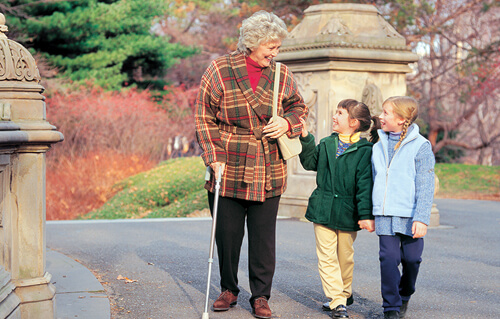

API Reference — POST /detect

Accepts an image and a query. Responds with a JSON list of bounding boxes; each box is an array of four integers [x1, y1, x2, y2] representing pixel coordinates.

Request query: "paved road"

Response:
[[46, 199, 500, 319]]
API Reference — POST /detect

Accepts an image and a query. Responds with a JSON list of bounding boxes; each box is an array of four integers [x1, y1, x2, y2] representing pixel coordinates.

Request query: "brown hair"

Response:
[[337, 99, 380, 143], [383, 96, 419, 149]]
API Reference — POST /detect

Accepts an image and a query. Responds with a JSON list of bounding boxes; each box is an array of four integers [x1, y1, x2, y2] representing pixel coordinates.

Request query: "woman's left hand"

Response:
[[263, 116, 289, 139]]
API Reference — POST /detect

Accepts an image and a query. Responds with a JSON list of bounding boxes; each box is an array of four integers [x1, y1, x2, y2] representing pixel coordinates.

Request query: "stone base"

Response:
[[0, 286, 21, 319], [13, 272, 56, 319], [429, 203, 440, 227], [279, 194, 308, 218]]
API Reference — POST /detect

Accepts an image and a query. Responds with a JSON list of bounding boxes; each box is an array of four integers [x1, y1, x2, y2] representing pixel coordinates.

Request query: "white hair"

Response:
[[237, 11, 288, 56]]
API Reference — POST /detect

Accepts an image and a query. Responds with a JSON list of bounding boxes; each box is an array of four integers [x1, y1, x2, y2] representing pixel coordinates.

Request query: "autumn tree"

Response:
[[381, 0, 500, 163], [157, 0, 243, 86]]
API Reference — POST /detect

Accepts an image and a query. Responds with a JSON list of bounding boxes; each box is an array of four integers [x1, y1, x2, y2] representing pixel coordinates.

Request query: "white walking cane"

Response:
[[202, 166, 222, 319]]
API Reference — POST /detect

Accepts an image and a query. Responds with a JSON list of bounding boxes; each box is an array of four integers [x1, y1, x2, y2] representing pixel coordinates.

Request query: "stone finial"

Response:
[[0, 13, 8, 38], [0, 13, 41, 83]]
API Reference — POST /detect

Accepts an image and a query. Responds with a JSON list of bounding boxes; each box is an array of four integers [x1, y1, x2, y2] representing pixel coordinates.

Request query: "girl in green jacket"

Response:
[[299, 99, 379, 319]]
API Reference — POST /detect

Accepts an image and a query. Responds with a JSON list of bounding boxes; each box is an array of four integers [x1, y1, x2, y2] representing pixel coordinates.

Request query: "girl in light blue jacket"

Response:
[[371, 96, 435, 319]]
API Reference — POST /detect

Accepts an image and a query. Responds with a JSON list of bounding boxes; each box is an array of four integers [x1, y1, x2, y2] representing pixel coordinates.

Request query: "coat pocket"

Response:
[[337, 198, 358, 229], [305, 190, 332, 224]]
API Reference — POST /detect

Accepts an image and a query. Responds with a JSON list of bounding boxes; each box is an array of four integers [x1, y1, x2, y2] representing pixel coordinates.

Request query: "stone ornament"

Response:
[[281, 3, 413, 54], [319, 14, 352, 36], [0, 102, 10, 120], [294, 72, 318, 134], [378, 15, 403, 39], [0, 13, 41, 82], [361, 78, 384, 116]]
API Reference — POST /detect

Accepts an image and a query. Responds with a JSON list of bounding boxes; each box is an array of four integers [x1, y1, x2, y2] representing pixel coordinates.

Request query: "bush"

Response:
[[46, 85, 197, 162], [46, 151, 156, 220], [82, 156, 208, 219], [45, 84, 200, 219]]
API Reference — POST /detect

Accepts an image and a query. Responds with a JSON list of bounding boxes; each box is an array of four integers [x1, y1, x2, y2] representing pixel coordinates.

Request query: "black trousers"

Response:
[[208, 192, 280, 302]]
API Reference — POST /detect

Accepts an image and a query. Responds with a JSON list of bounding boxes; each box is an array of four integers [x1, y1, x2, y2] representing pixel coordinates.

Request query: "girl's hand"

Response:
[[263, 116, 289, 139], [412, 221, 427, 238], [358, 219, 375, 232], [299, 117, 308, 137]]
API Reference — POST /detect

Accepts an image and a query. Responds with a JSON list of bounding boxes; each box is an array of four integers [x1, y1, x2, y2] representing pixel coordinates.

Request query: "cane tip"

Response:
[[202, 313, 210, 319]]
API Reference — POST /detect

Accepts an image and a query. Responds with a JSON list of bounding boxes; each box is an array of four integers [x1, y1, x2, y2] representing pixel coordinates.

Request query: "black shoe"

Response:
[[332, 305, 348, 318], [399, 300, 409, 318], [384, 310, 400, 319], [323, 296, 353, 311], [323, 301, 330, 311], [347, 295, 353, 306]]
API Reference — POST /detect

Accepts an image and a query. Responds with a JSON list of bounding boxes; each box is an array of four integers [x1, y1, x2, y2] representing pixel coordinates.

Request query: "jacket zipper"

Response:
[[381, 133, 418, 216]]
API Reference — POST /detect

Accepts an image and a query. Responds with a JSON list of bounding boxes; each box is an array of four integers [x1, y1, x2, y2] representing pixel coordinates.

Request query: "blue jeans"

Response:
[[379, 234, 424, 312]]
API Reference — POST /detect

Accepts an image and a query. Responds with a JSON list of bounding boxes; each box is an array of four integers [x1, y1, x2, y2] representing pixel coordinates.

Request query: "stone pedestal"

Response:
[[0, 13, 63, 318], [429, 174, 440, 227], [276, 4, 418, 217]]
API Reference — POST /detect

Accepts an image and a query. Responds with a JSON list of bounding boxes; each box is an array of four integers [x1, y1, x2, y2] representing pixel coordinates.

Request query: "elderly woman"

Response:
[[195, 11, 307, 319]]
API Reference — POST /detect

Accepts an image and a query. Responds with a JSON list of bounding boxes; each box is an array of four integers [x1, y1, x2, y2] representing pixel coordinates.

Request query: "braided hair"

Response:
[[383, 96, 419, 149]]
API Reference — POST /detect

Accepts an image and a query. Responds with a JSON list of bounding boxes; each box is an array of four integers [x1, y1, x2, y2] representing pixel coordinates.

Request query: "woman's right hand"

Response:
[[209, 162, 225, 179], [299, 117, 308, 137]]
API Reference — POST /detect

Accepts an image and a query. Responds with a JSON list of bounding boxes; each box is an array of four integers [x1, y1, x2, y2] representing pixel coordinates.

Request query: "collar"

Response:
[[245, 56, 265, 70], [338, 132, 360, 144], [378, 123, 420, 148]]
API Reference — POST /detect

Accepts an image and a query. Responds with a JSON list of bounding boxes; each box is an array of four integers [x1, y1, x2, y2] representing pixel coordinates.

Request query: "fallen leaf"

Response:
[[117, 275, 138, 283]]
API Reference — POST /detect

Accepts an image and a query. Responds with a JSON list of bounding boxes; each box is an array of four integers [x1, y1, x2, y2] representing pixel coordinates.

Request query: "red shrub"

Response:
[[46, 85, 198, 161], [46, 151, 156, 220]]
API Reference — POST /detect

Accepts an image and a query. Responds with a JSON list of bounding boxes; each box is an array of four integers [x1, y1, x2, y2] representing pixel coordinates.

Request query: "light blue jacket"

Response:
[[371, 124, 431, 218]]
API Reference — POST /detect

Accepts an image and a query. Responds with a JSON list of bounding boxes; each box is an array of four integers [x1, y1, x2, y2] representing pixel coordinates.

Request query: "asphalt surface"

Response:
[[46, 199, 500, 319]]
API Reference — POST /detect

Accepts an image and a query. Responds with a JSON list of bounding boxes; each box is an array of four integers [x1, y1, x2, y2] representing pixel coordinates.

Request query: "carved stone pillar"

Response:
[[0, 13, 63, 318], [276, 4, 418, 217]]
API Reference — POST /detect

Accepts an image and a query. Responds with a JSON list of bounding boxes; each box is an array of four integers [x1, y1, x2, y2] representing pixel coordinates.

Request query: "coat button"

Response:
[[334, 194, 338, 198]]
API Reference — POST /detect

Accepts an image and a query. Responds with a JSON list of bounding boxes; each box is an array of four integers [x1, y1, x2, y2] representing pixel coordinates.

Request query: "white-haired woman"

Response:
[[195, 10, 308, 319]]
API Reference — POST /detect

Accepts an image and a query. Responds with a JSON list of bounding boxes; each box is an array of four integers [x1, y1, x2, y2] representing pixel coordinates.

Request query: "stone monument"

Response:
[[276, 3, 419, 217], [0, 13, 64, 318]]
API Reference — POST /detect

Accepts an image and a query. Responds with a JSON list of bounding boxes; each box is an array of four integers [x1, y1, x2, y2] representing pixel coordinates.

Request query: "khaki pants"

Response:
[[314, 223, 357, 309]]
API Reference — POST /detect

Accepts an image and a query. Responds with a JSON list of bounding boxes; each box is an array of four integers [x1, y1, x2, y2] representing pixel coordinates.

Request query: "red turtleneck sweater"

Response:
[[245, 56, 264, 92]]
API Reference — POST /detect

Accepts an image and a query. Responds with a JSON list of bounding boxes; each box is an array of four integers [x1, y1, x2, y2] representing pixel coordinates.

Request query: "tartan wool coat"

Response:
[[195, 52, 308, 202]]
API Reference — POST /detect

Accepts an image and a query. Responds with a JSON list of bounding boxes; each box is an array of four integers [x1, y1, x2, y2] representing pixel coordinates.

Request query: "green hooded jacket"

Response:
[[299, 133, 374, 231]]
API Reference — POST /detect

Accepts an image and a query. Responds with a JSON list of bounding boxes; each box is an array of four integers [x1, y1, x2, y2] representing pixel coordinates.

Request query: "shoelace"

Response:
[[254, 298, 268, 308], [220, 290, 233, 300]]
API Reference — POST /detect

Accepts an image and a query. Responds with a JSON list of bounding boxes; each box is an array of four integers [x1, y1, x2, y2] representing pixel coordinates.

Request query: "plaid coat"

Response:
[[195, 52, 308, 202]]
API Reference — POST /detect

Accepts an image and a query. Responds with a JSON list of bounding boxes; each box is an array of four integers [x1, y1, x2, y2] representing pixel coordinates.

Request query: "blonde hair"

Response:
[[383, 96, 419, 149], [237, 11, 288, 56]]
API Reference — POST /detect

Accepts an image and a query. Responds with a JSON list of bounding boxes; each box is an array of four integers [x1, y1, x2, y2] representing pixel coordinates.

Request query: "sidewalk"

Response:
[[47, 249, 111, 319], [46, 198, 500, 319]]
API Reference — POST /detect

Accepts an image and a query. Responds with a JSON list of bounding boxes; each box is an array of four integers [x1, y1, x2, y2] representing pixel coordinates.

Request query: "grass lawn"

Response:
[[435, 163, 500, 201], [81, 158, 499, 219]]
